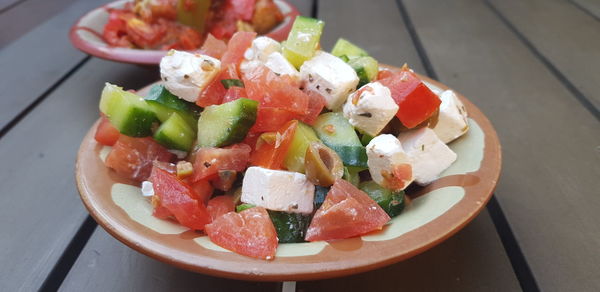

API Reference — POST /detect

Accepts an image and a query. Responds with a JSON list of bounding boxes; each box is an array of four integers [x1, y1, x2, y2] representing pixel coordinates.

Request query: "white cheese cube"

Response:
[[160, 50, 221, 103], [141, 181, 154, 197], [398, 128, 457, 185], [366, 134, 414, 191], [300, 51, 359, 110], [241, 167, 315, 214], [265, 52, 300, 80], [343, 82, 399, 136], [432, 90, 469, 143], [244, 36, 281, 63]]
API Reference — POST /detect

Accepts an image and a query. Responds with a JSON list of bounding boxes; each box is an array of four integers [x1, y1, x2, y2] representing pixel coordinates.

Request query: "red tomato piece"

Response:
[[230, 0, 256, 21], [151, 195, 173, 219], [241, 131, 260, 151], [250, 120, 297, 169], [105, 136, 174, 182], [211, 170, 238, 191], [196, 64, 238, 107], [191, 144, 251, 182], [189, 179, 214, 205], [305, 179, 391, 241], [175, 26, 203, 50], [221, 86, 247, 103], [377, 69, 394, 80], [125, 17, 166, 49], [243, 66, 308, 114], [378, 69, 441, 128], [151, 167, 211, 230], [205, 207, 278, 259], [200, 33, 228, 59], [207, 195, 235, 221], [381, 163, 413, 191], [103, 10, 133, 47], [300, 91, 326, 125], [95, 116, 120, 146], [221, 31, 256, 69], [250, 107, 300, 133]]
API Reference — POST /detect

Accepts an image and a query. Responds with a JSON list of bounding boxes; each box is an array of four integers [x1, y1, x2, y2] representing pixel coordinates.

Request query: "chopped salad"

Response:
[[95, 16, 470, 260]]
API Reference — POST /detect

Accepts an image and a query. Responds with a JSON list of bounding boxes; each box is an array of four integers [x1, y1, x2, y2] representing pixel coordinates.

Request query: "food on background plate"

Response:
[[103, 0, 283, 50], [94, 16, 470, 260]]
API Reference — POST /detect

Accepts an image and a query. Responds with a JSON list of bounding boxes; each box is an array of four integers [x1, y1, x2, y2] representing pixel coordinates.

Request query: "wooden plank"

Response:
[[295, 0, 521, 289], [0, 58, 158, 291], [58, 229, 280, 292], [0, 0, 79, 48], [0, 0, 22, 13], [488, 0, 600, 111], [570, 0, 600, 20], [299, 212, 520, 291], [403, 0, 600, 290], [0, 0, 100, 132]]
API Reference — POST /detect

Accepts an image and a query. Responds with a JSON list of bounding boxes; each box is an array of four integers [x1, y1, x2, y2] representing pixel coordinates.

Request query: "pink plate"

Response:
[[69, 0, 299, 65]]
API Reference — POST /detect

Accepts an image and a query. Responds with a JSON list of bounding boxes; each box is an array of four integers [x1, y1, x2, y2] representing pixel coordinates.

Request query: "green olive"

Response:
[[304, 142, 344, 186]]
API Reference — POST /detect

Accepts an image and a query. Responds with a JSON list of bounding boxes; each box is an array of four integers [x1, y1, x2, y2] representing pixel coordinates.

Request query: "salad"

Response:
[[95, 16, 470, 260], [103, 0, 283, 50]]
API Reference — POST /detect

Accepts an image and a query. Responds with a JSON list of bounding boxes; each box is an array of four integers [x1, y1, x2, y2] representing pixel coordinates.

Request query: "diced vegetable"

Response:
[[99, 83, 157, 137], [250, 120, 298, 169], [190, 179, 214, 204], [360, 133, 374, 146], [211, 170, 238, 191], [95, 115, 120, 146], [197, 64, 238, 107], [150, 166, 211, 230], [176, 0, 211, 32], [282, 16, 325, 68], [153, 113, 196, 151], [196, 98, 258, 147], [282, 122, 320, 173], [348, 56, 378, 87], [305, 179, 390, 241], [221, 79, 244, 89], [200, 33, 227, 59], [313, 112, 367, 168], [359, 181, 405, 217], [236, 203, 255, 212], [313, 186, 329, 209], [268, 210, 311, 243], [106, 136, 174, 182], [343, 166, 363, 187], [144, 84, 198, 130], [331, 38, 369, 59], [207, 195, 235, 221], [304, 142, 344, 187], [191, 144, 251, 182], [205, 207, 278, 259]]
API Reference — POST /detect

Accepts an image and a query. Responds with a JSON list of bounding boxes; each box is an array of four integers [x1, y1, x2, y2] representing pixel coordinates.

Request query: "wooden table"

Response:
[[1, 0, 598, 291]]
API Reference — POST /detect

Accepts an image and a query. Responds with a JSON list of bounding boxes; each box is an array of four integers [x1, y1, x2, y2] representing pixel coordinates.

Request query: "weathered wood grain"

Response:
[[488, 0, 600, 111], [403, 0, 600, 290], [570, 0, 600, 19], [0, 58, 157, 291]]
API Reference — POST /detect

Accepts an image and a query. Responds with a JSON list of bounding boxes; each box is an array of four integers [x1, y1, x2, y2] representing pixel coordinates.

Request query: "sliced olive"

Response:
[[304, 142, 344, 186]]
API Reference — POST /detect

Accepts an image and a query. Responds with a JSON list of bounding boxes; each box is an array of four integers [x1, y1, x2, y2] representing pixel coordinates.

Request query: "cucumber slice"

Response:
[[196, 98, 258, 147], [348, 56, 379, 87], [283, 122, 320, 173], [99, 83, 157, 137], [221, 79, 244, 89], [153, 113, 196, 151], [359, 181, 405, 217], [282, 16, 325, 68], [314, 185, 330, 209], [145, 85, 198, 130], [360, 133, 374, 146], [343, 166, 363, 187], [331, 38, 369, 59], [313, 112, 367, 167], [176, 0, 211, 32], [236, 203, 255, 212], [268, 210, 311, 243]]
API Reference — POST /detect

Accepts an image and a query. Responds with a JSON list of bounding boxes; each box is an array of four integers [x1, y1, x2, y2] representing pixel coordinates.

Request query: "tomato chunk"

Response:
[[105, 136, 174, 182], [299, 91, 326, 125], [95, 116, 120, 146], [196, 64, 238, 107], [250, 120, 297, 169], [200, 33, 227, 59], [221, 86, 247, 103], [378, 68, 441, 128], [207, 195, 235, 221], [305, 179, 391, 241], [189, 179, 214, 205], [191, 144, 251, 182], [205, 207, 278, 259], [221, 31, 256, 69]]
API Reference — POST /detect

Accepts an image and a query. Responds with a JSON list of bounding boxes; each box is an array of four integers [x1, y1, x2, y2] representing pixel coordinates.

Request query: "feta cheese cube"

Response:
[[141, 181, 154, 197], [432, 90, 469, 143], [343, 82, 399, 136], [241, 167, 315, 214], [366, 134, 414, 191], [300, 51, 359, 110], [265, 52, 300, 80], [398, 128, 457, 185], [244, 36, 282, 63], [160, 50, 221, 103]]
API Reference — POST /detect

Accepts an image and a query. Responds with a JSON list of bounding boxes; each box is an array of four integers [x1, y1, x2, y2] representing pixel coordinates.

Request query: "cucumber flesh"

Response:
[[359, 181, 405, 217], [283, 122, 320, 173], [145, 84, 198, 130], [343, 166, 363, 187], [236, 203, 255, 212], [313, 112, 367, 167], [282, 16, 325, 68], [268, 210, 311, 243], [331, 38, 369, 59], [99, 83, 157, 137], [153, 112, 196, 151], [196, 98, 258, 148], [348, 56, 379, 87]]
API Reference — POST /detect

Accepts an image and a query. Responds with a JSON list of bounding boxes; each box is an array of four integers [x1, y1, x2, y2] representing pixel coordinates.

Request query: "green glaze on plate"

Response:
[[441, 118, 484, 177]]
